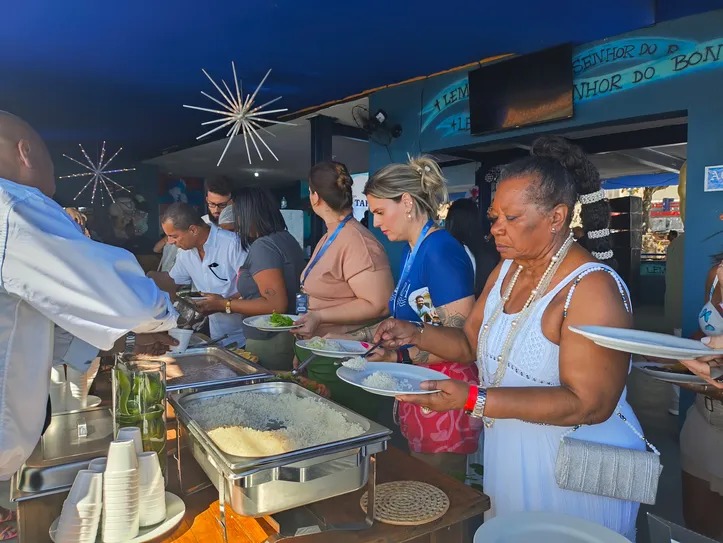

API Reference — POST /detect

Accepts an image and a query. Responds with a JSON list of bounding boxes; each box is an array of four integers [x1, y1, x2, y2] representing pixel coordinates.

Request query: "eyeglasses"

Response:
[[206, 199, 231, 210]]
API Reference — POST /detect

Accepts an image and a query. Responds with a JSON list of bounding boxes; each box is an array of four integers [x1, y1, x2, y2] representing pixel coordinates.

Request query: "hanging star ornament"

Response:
[[59, 142, 135, 205], [184, 62, 296, 166]]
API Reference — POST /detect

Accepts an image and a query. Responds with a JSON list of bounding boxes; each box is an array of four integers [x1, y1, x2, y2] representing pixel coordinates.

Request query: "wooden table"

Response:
[[160, 446, 489, 543]]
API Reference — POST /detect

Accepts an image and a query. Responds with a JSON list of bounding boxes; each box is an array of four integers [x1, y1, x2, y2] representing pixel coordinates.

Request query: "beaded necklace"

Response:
[[478, 232, 575, 427]]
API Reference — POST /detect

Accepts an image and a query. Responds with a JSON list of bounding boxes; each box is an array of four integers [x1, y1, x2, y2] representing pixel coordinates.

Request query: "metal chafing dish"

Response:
[[12, 406, 112, 500], [170, 381, 391, 521], [137, 345, 272, 395]]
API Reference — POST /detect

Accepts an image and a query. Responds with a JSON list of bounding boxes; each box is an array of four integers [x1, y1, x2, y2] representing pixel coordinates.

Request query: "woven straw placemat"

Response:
[[360, 481, 450, 526]]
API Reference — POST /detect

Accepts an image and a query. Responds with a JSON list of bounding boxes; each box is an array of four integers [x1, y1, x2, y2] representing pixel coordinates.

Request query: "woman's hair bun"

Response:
[[407, 155, 446, 197], [531, 136, 600, 194], [308, 160, 353, 212], [333, 162, 353, 190]]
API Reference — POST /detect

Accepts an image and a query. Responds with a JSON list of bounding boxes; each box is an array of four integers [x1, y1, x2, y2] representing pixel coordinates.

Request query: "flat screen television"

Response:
[[469, 43, 573, 136]]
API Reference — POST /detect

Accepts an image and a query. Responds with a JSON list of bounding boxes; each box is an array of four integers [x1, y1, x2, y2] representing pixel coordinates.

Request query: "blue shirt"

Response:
[[390, 229, 474, 324]]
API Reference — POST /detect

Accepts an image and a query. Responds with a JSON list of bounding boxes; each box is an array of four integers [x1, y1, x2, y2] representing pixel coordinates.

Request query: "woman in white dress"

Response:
[[375, 136, 646, 540]]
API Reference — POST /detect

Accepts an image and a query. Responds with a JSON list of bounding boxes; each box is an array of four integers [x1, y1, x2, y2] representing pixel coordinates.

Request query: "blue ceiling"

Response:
[[0, 0, 719, 165]]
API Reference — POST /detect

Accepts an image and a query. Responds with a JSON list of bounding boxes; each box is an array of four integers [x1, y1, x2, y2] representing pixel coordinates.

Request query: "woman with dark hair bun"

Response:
[[294, 161, 394, 419], [374, 136, 646, 538]]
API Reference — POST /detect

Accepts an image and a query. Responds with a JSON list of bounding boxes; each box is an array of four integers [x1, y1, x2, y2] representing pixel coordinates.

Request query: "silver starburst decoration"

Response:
[[184, 62, 295, 166], [59, 142, 135, 205]]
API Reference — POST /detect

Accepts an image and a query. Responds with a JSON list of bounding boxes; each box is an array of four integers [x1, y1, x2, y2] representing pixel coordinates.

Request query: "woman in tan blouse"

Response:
[[295, 161, 394, 419]]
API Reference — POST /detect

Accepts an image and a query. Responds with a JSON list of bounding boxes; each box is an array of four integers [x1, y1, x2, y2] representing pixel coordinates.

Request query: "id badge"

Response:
[[295, 293, 309, 314]]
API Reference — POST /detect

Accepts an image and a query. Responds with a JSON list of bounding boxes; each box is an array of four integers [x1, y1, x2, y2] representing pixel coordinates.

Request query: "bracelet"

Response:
[[464, 385, 478, 411]]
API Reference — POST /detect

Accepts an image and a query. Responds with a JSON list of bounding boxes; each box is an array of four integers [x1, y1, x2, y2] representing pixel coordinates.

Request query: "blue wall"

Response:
[[370, 10, 723, 339]]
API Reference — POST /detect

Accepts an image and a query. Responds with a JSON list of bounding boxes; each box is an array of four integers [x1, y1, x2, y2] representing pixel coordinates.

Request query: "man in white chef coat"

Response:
[[154, 202, 247, 346], [0, 111, 179, 480]]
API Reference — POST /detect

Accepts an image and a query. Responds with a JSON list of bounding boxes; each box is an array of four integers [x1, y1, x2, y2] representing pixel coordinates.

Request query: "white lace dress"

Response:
[[478, 261, 645, 541]]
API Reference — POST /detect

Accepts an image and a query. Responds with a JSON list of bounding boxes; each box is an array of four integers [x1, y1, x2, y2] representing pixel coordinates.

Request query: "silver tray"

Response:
[[170, 381, 390, 516], [135, 346, 271, 395], [12, 407, 112, 500]]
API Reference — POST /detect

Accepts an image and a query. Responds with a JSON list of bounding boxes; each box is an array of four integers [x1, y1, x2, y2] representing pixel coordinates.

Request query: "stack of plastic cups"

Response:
[[102, 439, 140, 542], [66, 366, 88, 402], [117, 427, 143, 456], [138, 452, 166, 527], [54, 470, 102, 542], [88, 458, 106, 473]]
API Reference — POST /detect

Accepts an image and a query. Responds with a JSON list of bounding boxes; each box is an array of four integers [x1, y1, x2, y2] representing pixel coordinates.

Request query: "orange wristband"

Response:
[[464, 385, 479, 411]]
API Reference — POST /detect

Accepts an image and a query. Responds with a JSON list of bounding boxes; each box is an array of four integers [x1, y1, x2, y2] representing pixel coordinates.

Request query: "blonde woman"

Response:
[[348, 156, 482, 476]]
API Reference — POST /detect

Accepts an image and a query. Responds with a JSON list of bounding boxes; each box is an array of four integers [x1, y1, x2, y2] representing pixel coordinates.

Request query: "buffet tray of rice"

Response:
[[169, 381, 391, 517]]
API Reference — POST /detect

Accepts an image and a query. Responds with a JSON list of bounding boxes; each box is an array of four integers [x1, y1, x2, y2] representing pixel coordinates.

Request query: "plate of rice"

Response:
[[336, 362, 449, 397], [244, 313, 302, 332], [296, 337, 370, 358]]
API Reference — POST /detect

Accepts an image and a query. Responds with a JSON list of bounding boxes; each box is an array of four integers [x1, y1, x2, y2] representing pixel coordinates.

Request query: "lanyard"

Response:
[[391, 220, 433, 317], [301, 214, 353, 288]]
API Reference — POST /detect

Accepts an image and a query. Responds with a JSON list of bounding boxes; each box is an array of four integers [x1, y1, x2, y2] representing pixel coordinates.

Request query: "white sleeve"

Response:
[[0, 196, 178, 351], [52, 326, 100, 373], [168, 253, 192, 285]]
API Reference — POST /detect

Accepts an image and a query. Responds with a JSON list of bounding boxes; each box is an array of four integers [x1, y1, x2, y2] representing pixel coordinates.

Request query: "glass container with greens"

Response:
[[112, 359, 167, 480]]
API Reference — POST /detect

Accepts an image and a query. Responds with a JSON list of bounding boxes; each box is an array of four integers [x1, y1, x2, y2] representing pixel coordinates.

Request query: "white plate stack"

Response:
[[138, 452, 167, 527], [54, 470, 103, 543], [102, 438, 140, 542]]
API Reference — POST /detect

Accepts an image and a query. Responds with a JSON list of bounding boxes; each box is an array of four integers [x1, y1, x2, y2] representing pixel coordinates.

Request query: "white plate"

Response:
[[244, 314, 302, 332], [569, 326, 723, 360], [50, 492, 185, 543], [632, 361, 706, 385], [474, 511, 629, 543], [337, 362, 449, 397], [296, 338, 370, 358]]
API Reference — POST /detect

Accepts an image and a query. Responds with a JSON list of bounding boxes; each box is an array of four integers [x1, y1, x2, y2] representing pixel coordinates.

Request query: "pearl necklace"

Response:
[[478, 232, 575, 427]]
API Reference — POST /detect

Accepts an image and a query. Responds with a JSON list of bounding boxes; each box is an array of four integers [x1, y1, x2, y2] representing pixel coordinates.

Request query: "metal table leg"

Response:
[[218, 471, 228, 543]]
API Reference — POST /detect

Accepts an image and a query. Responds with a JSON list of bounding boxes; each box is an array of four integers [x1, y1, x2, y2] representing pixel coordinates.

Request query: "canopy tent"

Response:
[[0, 0, 718, 161], [602, 173, 679, 190]]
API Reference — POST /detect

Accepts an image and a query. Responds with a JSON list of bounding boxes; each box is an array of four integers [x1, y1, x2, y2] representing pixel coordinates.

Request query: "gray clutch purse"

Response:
[[555, 408, 663, 505]]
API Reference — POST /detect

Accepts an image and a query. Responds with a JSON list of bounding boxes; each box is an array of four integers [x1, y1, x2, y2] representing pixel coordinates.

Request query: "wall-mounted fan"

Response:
[[352, 105, 402, 147]]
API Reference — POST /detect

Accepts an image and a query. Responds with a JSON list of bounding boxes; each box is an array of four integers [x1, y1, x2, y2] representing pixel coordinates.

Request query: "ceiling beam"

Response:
[[331, 122, 368, 143], [613, 148, 684, 173]]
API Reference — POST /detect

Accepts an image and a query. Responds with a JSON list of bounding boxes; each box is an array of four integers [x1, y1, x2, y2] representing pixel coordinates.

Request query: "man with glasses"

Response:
[[203, 175, 234, 225]]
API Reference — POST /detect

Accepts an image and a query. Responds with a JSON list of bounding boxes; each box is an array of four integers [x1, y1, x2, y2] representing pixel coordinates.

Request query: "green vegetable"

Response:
[[269, 312, 294, 327], [115, 365, 132, 416]]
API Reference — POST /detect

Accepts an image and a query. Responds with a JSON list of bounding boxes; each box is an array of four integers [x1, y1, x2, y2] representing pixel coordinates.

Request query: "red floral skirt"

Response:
[[397, 362, 483, 454]]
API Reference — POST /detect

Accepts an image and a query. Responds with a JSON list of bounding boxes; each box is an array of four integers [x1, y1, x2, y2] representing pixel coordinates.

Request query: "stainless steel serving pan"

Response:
[[135, 346, 272, 395], [170, 381, 391, 516], [12, 406, 112, 500]]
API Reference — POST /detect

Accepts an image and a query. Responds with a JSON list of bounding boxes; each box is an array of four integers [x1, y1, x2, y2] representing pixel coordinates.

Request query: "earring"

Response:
[[406, 212, 412, 220], [551, 227, 557, 233]]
